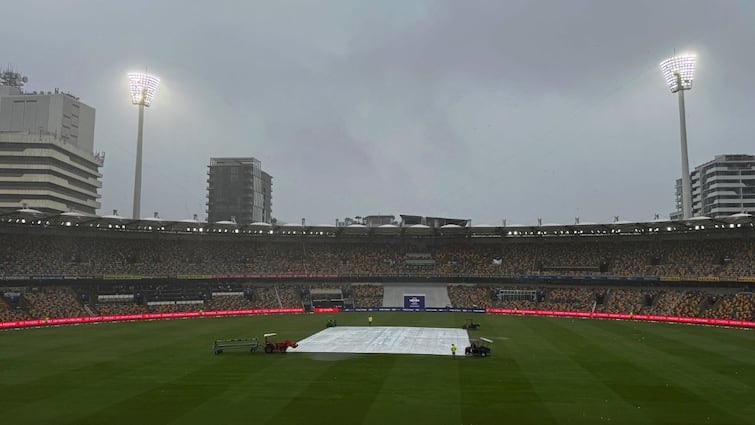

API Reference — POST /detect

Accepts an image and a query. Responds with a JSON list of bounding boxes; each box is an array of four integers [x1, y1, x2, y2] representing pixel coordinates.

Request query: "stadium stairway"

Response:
[[382, 283, 452, 308]]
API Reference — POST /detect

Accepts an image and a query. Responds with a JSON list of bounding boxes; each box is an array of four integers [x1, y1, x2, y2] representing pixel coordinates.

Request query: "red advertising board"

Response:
[[313, 307, 339, 313], [484, 308, 755, 328], [0, 308, 304, 329], [2, 307, 752, 329]]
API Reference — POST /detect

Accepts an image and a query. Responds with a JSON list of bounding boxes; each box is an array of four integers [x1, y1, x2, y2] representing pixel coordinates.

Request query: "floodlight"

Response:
[[128, 71, 160, 219], [659, 53, 698, 220], [659, 54, 696, 93], [128, 73, 160, 107]]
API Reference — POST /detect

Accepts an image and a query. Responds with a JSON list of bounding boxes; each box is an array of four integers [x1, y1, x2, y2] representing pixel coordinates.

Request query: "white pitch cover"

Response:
[[288, 326, 470, 356]]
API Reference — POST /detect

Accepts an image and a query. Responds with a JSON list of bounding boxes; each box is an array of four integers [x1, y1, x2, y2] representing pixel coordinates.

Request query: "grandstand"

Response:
[[0, 209, 753, 322], [307, 286, 350, 309]]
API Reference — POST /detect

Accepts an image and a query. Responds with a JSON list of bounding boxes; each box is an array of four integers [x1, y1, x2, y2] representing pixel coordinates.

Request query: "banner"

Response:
[[103, 275, 142, 280], [484, 308, 755, 328], [404, 295, 425, 309], [660, 276, 682, 282], [176, 274, 213, 280], [0, 308, 304, 329], [695, 276, 721, 282], [314, 307, 339, 313], [341, 307, 486, 313]]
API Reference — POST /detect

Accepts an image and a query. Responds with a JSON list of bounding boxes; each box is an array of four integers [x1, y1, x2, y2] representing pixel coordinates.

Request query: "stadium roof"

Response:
[[1, 208, 753, 239]]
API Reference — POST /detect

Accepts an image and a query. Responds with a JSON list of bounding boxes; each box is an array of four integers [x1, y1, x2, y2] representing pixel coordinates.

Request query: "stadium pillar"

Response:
[[132, 100, 145, 220]]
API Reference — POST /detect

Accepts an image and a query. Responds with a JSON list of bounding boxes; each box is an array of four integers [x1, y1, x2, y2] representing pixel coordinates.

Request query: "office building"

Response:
[[206, 157, 272, 224], [671, 154, 755, 219], [0, 69, 103, 214]]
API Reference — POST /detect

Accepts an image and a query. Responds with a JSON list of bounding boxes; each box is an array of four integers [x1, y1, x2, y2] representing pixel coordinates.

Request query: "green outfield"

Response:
[[1, 313, 753, 425]]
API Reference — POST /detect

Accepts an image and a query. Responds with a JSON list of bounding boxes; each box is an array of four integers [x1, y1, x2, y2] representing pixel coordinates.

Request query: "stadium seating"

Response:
[[0, 226, 753, 321], [351, 284, 384, 308], [0, 282, 752, 321], [1, 232, 754, 278]]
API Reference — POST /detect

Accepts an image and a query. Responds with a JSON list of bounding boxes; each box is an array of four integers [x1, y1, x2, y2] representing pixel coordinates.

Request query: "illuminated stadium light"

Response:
[[128, 71, 161, 220], [659, 54, 696, 93], [127, 73, 160, 107], [660, 53, 697, 220]]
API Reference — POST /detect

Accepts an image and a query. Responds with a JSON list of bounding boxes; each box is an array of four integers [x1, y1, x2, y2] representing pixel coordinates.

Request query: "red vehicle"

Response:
[[263, 333, 298, 353]]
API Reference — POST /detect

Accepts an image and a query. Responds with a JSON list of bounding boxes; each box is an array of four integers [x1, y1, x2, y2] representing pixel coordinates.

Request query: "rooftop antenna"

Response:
[[0, 66, 28, 90]]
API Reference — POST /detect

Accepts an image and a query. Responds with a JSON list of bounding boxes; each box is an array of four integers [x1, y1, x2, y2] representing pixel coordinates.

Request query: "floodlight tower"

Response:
[[660, 54, 696, 220], [127, 72, 160, 219]]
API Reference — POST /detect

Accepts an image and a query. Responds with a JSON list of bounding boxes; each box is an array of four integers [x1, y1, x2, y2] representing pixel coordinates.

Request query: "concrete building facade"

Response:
[[206, 157, 272, 224], [0, 71, 103, 214], [0, 89, 95, 152], [671, 154, 755, 219]]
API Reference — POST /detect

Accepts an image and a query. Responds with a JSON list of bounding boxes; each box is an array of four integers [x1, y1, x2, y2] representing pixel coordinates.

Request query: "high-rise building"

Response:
[[0, 69, 103, 214], [261, 171, 272, 224], [206, 157, 272, 224], [671, 154, 755, 219]]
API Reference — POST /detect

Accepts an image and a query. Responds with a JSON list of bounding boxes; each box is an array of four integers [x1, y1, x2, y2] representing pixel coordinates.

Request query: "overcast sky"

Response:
[[3, 0, 754, 225]]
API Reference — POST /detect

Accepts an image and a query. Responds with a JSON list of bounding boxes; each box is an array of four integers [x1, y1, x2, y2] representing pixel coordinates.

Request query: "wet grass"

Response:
[[0, 313, 752, 424]]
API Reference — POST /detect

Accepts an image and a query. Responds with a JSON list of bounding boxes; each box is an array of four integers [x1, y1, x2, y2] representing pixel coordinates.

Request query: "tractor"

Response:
[[462, 319, 480, 330], [263, 333, 298, 353], [465, 337, 492, 357]]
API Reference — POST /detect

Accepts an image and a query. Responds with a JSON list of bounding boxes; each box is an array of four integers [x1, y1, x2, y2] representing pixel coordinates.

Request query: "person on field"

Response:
[[451, 343, 457, 359], [368, 315, 373, 326]]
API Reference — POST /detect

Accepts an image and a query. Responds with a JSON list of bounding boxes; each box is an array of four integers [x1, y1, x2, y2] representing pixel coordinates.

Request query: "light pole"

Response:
[[127, 72, 160, 219], [660, 54, 696, 220]]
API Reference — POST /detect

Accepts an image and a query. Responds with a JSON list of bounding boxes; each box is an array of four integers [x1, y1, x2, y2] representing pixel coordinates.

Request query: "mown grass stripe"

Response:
[[575, 318, 754, 421], [631, 320, 755, 364], [364, 354, 461, 424], [583, 319, 754, 388], [461, 319, 561, 425], [268, 354, 395, 424], [540, 317, 746, 424], [508, 316, 652, 425], [164, 355, 309, 425], [1, 313, 753, 425]]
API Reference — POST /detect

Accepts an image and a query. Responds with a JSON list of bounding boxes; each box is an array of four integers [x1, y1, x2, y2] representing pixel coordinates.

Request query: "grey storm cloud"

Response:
[[3, 0, 754, 224]]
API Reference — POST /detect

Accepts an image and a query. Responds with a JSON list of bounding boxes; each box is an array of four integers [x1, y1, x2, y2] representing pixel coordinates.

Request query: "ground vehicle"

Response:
[[326, 318, 337, 328], [465, 337, 492, 357], [213, 338, 259, 355], [462, 319, 480, 330], [263, 333, 298, 353]]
